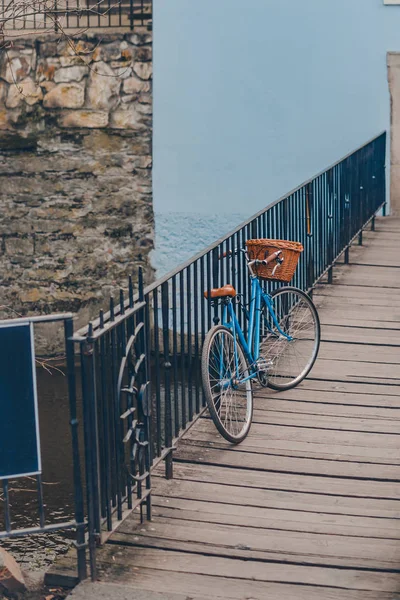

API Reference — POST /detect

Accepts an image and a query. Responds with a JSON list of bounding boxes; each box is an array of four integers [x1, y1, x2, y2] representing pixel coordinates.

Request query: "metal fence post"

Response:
[[80, 327, 101, 581], [64, 318, 87, 581], [306, 183, 314, 296], [161, 282, 173, 479]]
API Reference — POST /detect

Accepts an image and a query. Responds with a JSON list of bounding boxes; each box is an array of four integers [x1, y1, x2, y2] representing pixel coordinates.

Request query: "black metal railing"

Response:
[[0, 0, 151, 31], [66, 131, 385, 580], [0, 314, 87, 583], [70, 268, 152, 580], [142, 130, 387, 467]]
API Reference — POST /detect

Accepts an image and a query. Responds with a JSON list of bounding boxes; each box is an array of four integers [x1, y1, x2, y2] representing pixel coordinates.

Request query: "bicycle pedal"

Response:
[[256, 359, 273, 371]]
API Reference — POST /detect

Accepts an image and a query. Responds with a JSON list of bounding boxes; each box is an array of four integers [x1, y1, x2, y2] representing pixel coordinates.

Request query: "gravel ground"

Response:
[[1, 584, 69, 600]]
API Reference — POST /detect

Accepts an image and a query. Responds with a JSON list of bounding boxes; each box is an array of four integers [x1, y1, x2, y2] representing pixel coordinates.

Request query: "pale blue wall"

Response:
[[153, 0, 400, 216]]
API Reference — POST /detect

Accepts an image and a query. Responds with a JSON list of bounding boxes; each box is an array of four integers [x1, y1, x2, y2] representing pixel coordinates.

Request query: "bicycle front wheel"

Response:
[[201, 325, 253, 444], [259, 287, 320, 391]]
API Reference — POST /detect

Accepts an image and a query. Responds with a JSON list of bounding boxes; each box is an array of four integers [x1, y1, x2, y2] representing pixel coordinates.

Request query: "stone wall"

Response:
[[0, 29, 153, 353]]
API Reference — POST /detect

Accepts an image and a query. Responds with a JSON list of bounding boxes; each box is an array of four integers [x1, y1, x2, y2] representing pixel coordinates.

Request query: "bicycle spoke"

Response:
[[259, 288, 320, 389], [202, 326, 253, 442]]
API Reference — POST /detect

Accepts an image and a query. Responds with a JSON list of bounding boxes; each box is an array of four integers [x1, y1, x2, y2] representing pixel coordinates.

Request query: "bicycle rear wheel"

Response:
[[201, 325, 253, 444], [259, 287, 320, 390]]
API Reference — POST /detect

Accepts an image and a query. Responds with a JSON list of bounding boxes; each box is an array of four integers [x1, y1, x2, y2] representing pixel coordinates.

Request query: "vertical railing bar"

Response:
[[179, 270, 187, 429], [161, 281, 173, 478], [98, 316, 112, 531], [153, 288, 161, 456], [36, 474, 45, 529], [193, 260, 200, 415], [79, 341, 97, 579], [3, 480, 11, 533], [64, 317, 87, 580], [186, 265, 193, 422], [206, 252, 212, 331], [200, 256, 206, 407], [172, 275, 179, 435]]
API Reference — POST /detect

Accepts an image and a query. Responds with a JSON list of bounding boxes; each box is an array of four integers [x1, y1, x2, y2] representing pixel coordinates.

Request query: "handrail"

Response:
[[143, 130, 387, 294]]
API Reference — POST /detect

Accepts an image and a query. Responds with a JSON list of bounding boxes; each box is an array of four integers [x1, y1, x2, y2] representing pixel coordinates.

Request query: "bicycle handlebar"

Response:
[[219, 248, 284, 270]]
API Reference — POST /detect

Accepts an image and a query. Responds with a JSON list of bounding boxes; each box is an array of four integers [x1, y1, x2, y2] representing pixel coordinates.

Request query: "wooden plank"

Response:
[[315, 283, 400, 300], [151, 496, 400, 539], [318, 344, 400, 363], [316, 304, 400, 323], [281, 377, 400, 397], [321, 325, 400, 346], [152, 476, 400, 518], [93, 564, 400, 600], [98, 546, 400, 593], [70, 582, 200, 600], [248, 410, 400, 433], [162, 460, 400, 500], [331, 267, 400, 289], [112, 520, 400, 570], [251, 398, 400, 419], [321, 318, 400, 330], [316, 296, 400, 312], [174, 443, 400, 480], [316, 282, 400, 297], [182, 435, 400, 465], [308, 359, 400, 385], [256, 386, 400, 406], [193, 418, 400, 451]]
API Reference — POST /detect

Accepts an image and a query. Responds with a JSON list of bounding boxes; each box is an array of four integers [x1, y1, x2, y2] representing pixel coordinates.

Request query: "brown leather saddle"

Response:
[[204, 284, 236, 299]]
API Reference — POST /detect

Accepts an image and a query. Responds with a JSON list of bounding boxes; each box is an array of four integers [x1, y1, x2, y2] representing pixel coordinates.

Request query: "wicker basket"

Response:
[[246, 239, 304, 282]]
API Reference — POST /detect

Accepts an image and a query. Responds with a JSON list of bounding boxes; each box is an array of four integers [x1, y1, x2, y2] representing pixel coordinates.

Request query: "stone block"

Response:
[[18, 287, 42, 303], [6, 77, 43, 108], [36, 59, 59, 82], [123, 76, 151, 94], [1, 56, 31, 84], [135, 46, 152, 62], [60, 55, 90, 67], [0, 109, 11, 130], [126, 32, 152, 46], [100, 41, 124, 62], [43, 83, 84, 108], [0, 548, 26, 594], [87, 61, 121, 110], [38, 40, 59, 58], [40, 80, 56, 93], [133, 62, 152, 80], [59, 110, 109, 128], [0, 81, 7, 105], [110, 105, 144, 130], [54, 65, 88, 83], [110, 64, 132, 80], [5, 236, 34, 255]]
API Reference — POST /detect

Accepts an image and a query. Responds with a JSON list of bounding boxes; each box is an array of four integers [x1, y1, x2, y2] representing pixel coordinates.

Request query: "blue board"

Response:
[[0, 322, 41, 479]]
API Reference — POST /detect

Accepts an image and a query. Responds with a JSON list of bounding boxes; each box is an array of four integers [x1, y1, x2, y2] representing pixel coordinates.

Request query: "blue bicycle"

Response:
[[202, 241, 320, 443]]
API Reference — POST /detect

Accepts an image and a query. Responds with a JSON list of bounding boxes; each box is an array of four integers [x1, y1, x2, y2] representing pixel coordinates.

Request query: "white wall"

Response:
[[153, 0, 400, 216]]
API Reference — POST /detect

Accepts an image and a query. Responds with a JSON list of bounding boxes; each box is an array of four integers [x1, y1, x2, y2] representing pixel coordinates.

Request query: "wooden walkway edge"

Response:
[[69, 216, 400, 600]]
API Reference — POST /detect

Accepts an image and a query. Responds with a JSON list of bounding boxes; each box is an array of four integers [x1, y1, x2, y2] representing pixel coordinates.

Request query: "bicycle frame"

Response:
[[221, 276, 292, 383]]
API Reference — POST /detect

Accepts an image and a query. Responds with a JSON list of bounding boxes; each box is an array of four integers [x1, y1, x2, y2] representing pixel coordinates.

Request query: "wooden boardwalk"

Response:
[[70, 216, 400, 600]]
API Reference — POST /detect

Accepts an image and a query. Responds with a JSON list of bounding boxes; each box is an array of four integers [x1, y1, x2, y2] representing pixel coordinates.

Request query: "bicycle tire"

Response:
[[259, 286, 320, 391], [201, 325, 253, 444]]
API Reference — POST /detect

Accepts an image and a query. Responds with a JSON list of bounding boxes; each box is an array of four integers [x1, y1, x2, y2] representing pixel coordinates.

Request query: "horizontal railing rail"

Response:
[[0, 0, 151, 31], [72, 131, 386, 580]]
